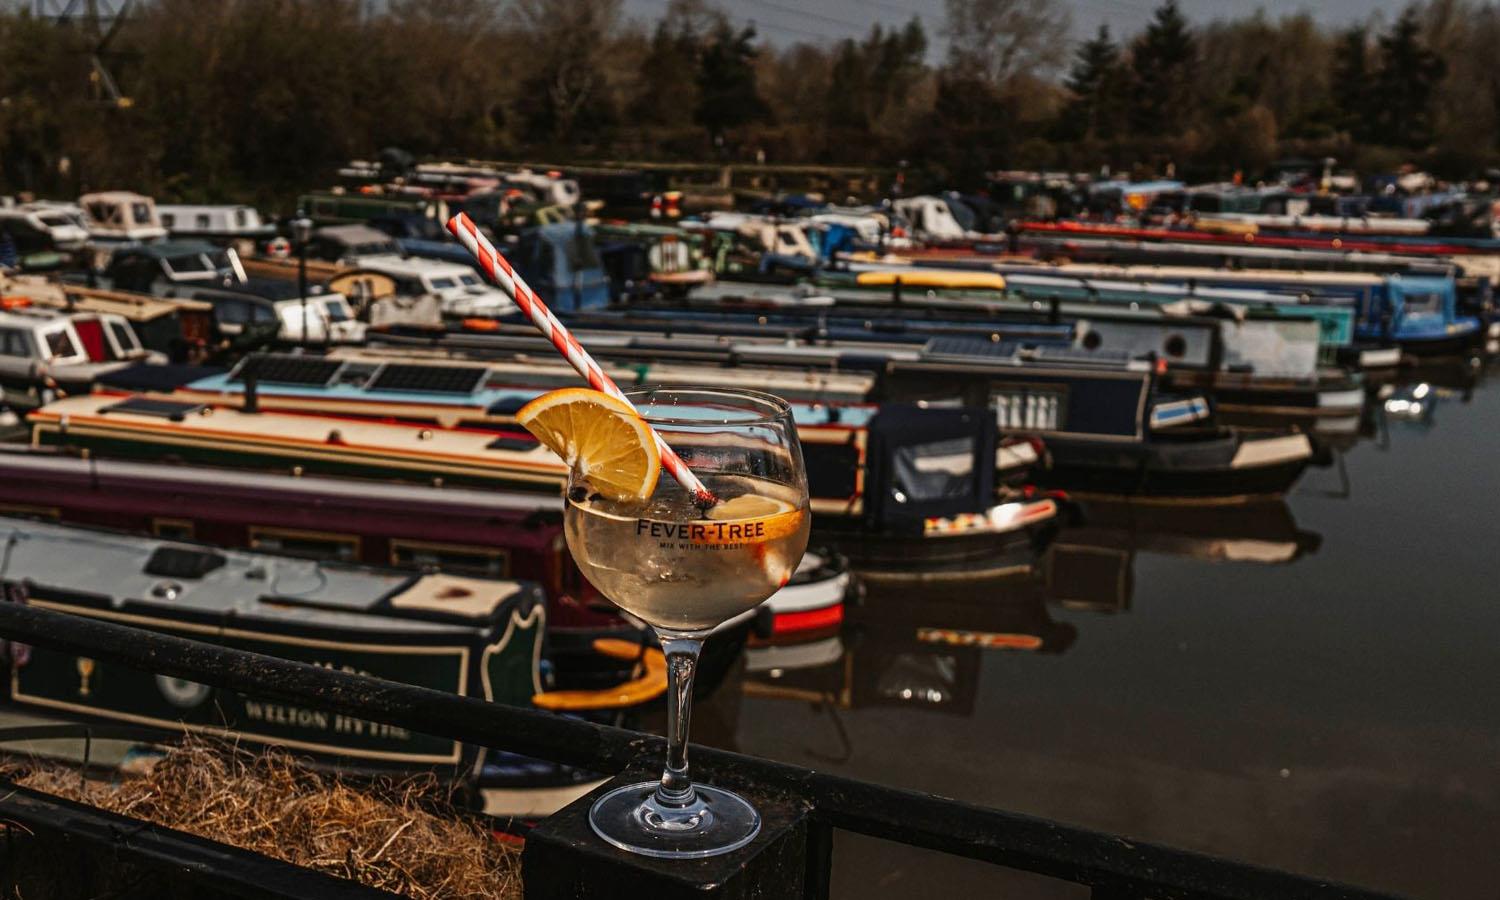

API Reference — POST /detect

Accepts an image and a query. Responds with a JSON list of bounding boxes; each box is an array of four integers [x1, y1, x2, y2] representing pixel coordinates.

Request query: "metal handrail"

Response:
[[0, 601, 1406, 900]]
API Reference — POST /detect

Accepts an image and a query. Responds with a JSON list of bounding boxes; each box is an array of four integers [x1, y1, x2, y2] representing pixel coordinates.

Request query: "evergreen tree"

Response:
[[1329, 27, 1371, 141], [1060, 24, 1125, 140], [694, 21, 769, 146], [1371, 7, 1447, 149], [631, 19, 702, 127], [1130, 0, 1198, 136]]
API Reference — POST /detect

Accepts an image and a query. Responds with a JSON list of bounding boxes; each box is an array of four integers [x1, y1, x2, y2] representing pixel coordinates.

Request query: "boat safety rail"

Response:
[[0, 602, 1406, 900]]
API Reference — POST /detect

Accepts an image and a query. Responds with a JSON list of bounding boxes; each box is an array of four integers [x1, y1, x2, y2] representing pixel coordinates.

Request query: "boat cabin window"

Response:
[[160, 212, 176, 228], [0, 326, 33, 358], [130, 202, 154, 226], [1401, 291, 1443, 315], [0, 503, 59, 521], [214, 298, 252, 325], [38, 213, 73, 229], [993, 387, 1066, 432], [891, 436, 976, 504], [427, 276, 457, 291], [152, 518, 196, 540], [391, 540, 509, 578], [249, 526, 360, 562], [353, 240, 399, 256], [458, 274, 482, 287], [322, 298, 351, 321], [196, 214, 212, 230], [41, 326, 82, 362], [84, 200, 117, 225], [107, 319, 141, 354], [234, 209, 248, 228]]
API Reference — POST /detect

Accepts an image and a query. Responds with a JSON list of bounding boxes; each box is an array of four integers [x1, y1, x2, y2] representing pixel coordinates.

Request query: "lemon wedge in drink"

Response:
[[517, 388, 661, 502]]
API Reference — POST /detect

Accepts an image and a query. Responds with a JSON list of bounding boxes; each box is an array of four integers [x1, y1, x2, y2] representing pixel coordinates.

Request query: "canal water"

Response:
[[701, 366, 1499, 900]]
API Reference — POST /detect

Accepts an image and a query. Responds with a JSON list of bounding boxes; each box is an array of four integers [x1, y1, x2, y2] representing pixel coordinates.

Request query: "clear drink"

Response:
[[566, 474, 811, 632], [561, 387, 809, 859]]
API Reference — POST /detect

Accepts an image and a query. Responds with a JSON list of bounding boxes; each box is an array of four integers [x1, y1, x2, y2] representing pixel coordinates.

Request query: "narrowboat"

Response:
[[156, 204, 276, 252], [5, 274, 222, 363], [1012, 265, 1482, 359], [0, 515, 550, 774], [97, 240, 245, 296], [78, 192, 168, 244], [632, 282, 1364, 435], [362, 322, 1315, 501], [0, 301, 161, 411], [31, 372, 1059, 574], [0, 203, 90, 252], [818, 264, 1383, 368], [0, 445, 851, 683]]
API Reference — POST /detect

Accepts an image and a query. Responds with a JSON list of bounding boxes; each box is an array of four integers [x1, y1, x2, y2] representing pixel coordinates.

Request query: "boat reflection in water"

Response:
[[738, 496, 1321, 731], [741, 567, 1077, 729], [1045, 498, 1323, 615]]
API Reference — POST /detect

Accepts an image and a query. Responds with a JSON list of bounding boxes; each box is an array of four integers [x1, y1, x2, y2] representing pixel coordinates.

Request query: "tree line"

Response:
[[0, 0, 1492, 209]]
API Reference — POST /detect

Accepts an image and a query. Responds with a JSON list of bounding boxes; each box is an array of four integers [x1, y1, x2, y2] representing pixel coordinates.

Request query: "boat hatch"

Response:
[[99, 397, 207, 421], [486, 433, 540, 451], [388, 574, 523, 620], [864, 405, 996, 528], [369, 363, 487, 395], [144, 545, 227, 579]]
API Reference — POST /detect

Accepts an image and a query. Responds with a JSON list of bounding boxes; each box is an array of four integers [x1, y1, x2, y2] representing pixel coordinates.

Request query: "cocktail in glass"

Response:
[[563, 387, 810, 858]]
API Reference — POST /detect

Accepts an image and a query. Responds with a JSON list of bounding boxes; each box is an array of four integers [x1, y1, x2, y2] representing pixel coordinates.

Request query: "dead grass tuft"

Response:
[[1, 735, 521, 899]]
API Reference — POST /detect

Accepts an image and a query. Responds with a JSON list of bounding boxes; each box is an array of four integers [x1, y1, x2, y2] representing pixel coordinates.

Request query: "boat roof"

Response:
[[116, 240, 223, 260], [202, 277, 337, 302], [186, 352, 877, 427], [0, 515, 526, 630], [315, 224, 397, 244], [5, 276, 213, 318], [31, 392, 568, 481], [79, 191, 155, 205], [156, 203, 259, 213], [0, 307, 77, 330], [355, 255, 473, 277]]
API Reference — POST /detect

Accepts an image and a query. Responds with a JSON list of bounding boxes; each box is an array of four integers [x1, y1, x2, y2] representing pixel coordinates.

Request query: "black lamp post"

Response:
[[291, 214, 313, 346]]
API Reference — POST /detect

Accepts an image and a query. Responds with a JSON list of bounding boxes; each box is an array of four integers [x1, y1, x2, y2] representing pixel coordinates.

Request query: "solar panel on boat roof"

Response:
[[923, 337, 1024, 359], [369, 363, 487, 395], [99, 397, 207, 421], [229, 355, 342, 387]]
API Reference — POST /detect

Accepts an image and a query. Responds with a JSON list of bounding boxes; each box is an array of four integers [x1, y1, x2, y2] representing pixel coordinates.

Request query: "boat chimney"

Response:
[[242, 359, 260, 415]]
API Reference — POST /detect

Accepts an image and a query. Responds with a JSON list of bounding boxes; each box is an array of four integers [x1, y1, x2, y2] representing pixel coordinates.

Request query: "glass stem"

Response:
[[654, 634, 703, 808]]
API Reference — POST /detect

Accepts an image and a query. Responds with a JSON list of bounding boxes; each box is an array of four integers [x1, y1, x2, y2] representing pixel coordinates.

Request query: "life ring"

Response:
[[266, 236, 292, 259]]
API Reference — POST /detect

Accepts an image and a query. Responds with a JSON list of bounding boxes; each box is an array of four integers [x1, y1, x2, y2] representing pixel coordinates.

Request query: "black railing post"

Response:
[[522, 770, 816, 899]]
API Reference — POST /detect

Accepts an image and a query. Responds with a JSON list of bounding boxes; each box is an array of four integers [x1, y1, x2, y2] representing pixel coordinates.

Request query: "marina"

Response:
[[5, 0, 1500, 893]]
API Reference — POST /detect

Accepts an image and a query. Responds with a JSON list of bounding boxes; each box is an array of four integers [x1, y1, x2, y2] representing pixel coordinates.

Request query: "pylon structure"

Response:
[[34, 0, 134, 107]]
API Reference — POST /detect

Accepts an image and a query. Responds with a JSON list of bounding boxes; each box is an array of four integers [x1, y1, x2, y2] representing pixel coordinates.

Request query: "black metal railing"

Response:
[[0, 602, 1407, 900]]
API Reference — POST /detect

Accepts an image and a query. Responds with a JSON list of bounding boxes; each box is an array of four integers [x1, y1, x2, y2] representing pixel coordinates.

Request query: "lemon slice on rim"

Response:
[[517, 388, 661, 502]]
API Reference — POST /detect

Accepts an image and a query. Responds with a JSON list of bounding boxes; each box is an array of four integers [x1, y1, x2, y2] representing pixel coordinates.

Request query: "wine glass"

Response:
[[563, 387, 811, 858]]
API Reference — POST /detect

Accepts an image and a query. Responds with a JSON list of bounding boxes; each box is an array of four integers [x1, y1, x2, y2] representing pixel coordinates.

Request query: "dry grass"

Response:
[[1, 736, 521, 899]]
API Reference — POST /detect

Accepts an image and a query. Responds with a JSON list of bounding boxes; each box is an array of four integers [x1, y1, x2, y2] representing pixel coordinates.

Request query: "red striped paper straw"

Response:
[[445, 212, 716, 506]]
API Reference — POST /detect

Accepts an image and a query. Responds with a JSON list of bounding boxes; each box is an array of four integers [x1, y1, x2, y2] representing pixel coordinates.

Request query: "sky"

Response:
[[621, 0, 1412, 50]]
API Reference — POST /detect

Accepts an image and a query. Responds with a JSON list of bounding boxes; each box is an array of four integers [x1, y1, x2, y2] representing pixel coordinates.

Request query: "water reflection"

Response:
[[725, 361, 1500, 899], [738, 496, 1321, 728]]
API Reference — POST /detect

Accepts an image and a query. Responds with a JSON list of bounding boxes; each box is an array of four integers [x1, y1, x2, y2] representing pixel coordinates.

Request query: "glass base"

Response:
[[588, 781, 761, 859]]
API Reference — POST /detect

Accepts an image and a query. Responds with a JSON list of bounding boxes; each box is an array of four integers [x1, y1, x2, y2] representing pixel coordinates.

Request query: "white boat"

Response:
[[79, 191, 169, 242]]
